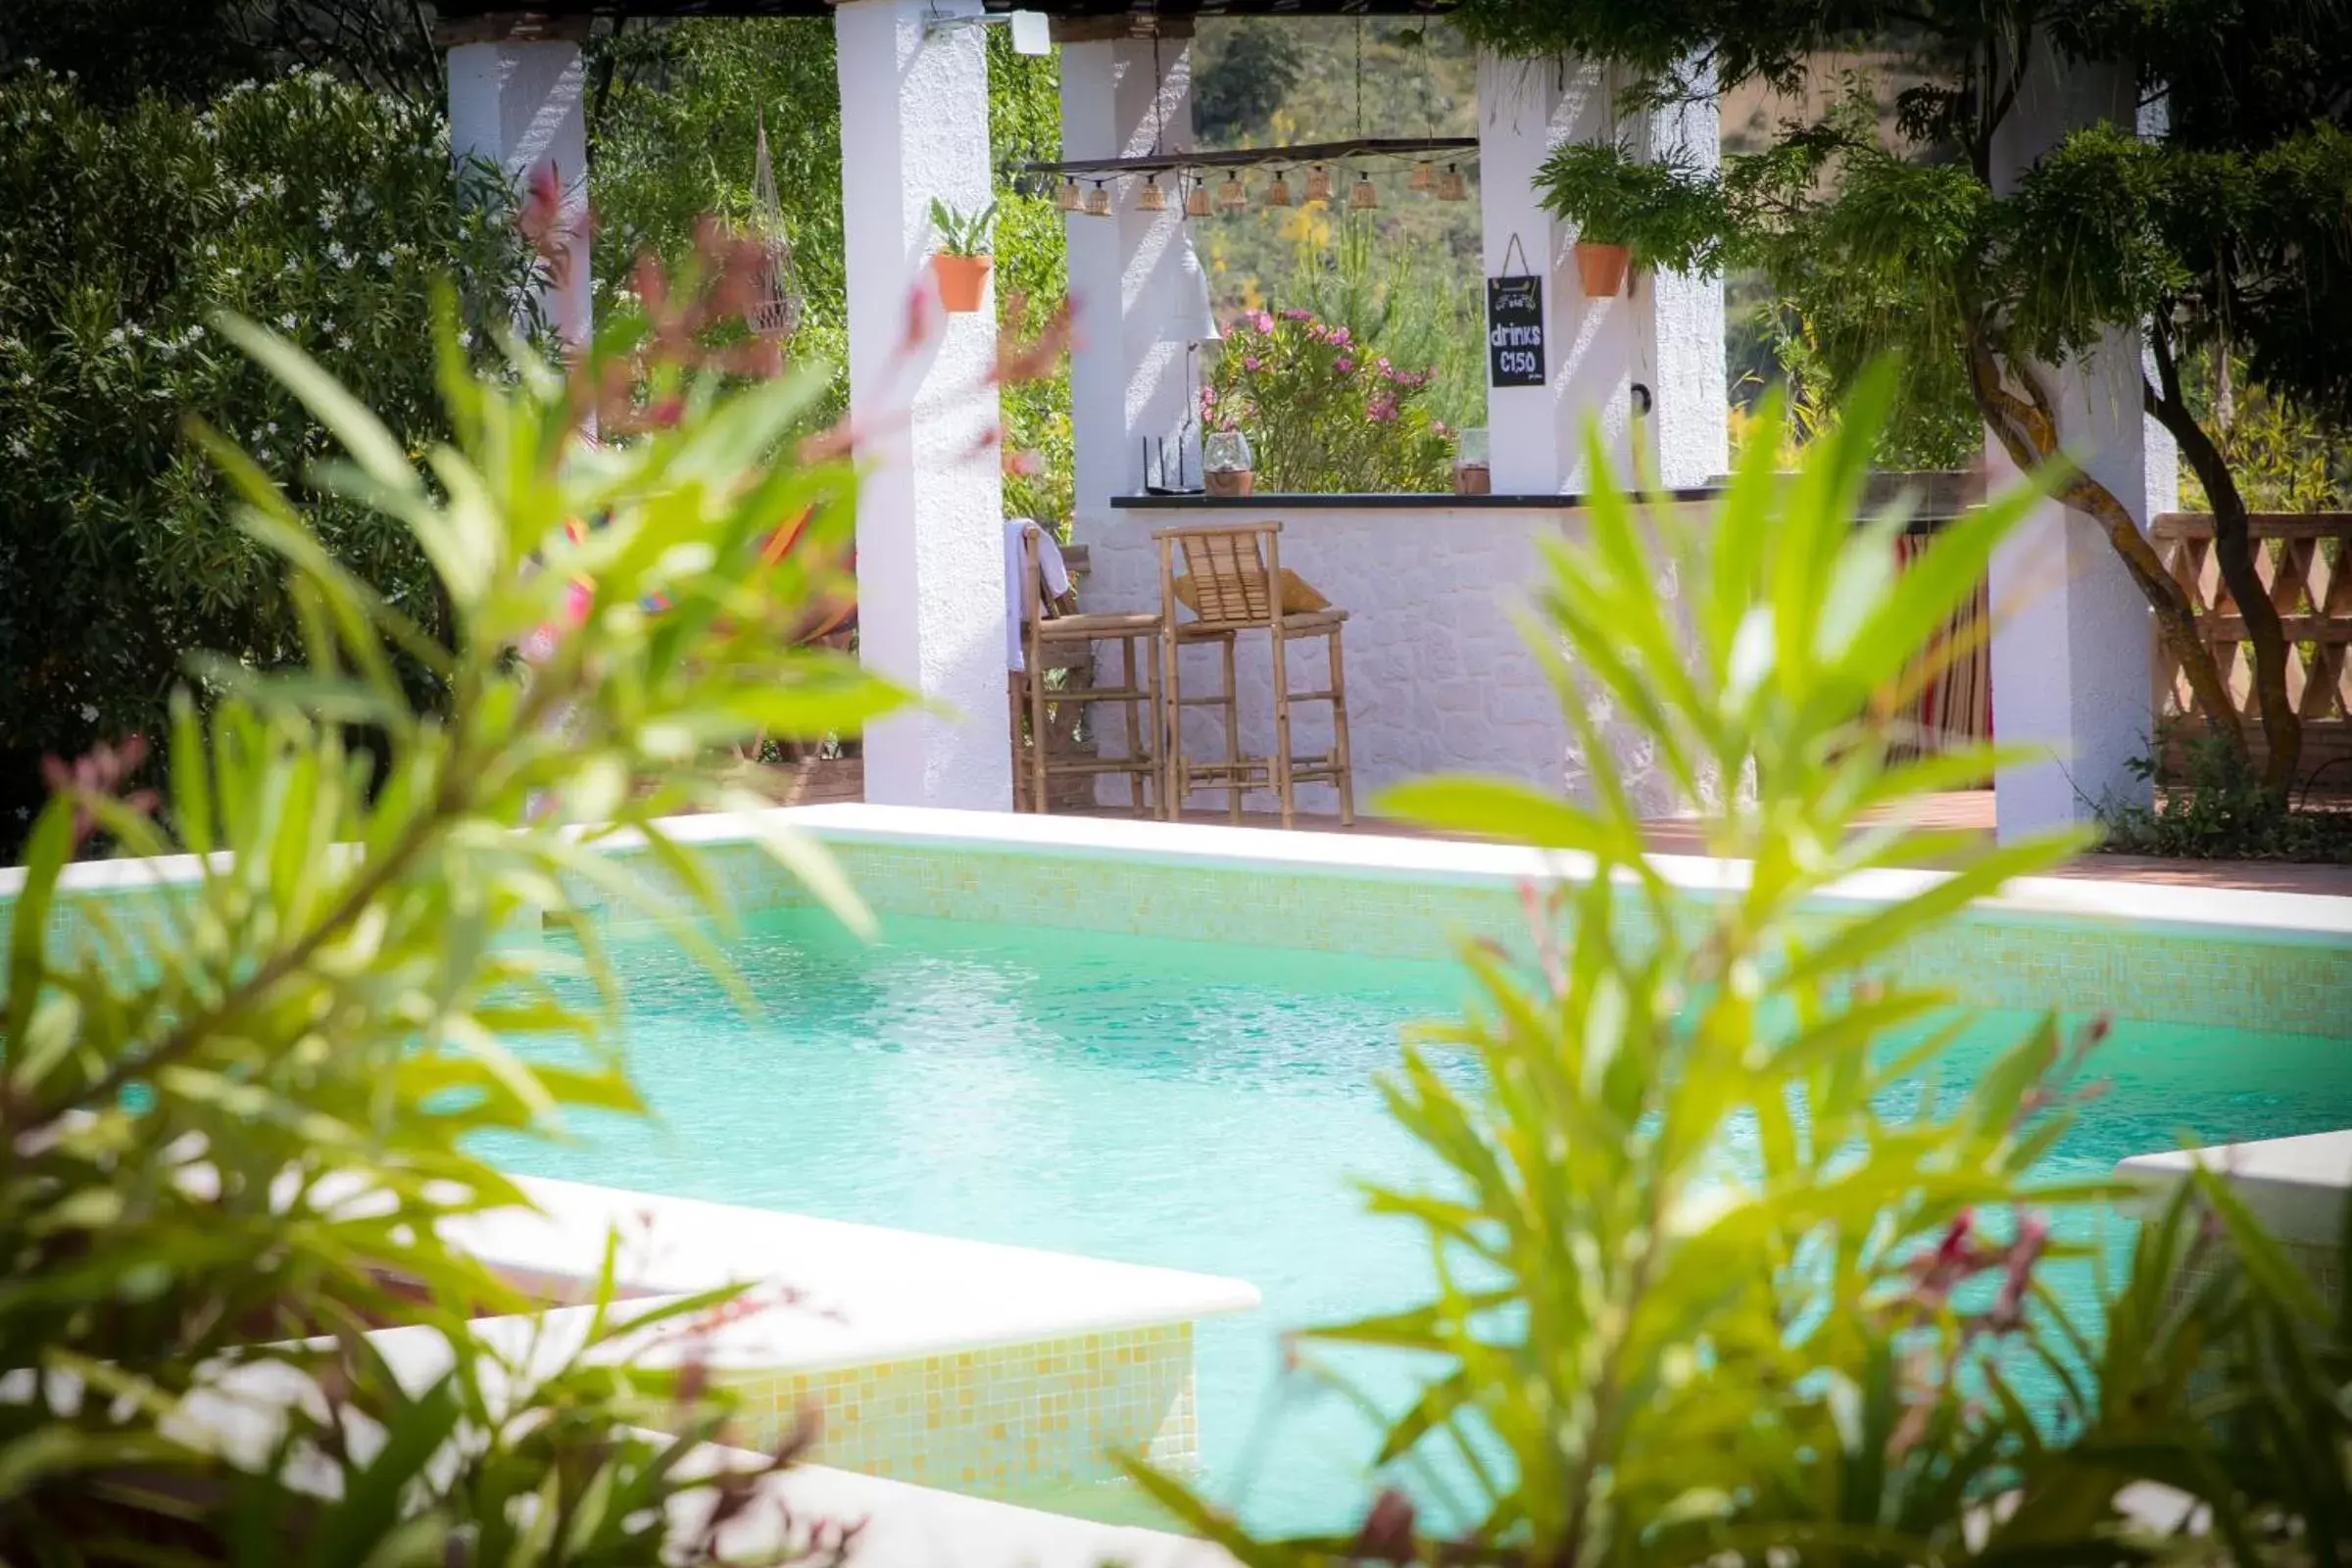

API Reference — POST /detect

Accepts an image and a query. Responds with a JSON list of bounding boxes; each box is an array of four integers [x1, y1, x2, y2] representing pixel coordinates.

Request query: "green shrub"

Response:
[[1130, 369, 2352, 1562], [586, 21, 1074, 527], [0, 244, 904, 1557], [1205, 308, 1453, 494], [2100, 728, 2352, 862], [0, 68, 538, 821]]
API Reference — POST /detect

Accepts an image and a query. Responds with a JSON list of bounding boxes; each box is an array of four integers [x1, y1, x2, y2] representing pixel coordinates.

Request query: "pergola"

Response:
[[434, 3, 2168, 838]]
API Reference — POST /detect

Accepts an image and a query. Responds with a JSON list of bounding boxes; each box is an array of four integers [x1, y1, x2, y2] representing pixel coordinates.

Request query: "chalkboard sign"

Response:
[[1487, 274, 1545, 387]]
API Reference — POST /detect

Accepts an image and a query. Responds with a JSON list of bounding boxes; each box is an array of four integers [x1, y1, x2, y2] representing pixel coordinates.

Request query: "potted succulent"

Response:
[[928, 197, 998, 313]]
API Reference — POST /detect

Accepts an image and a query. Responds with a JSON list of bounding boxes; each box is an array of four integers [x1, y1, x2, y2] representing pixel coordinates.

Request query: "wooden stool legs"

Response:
[[1326, 622, 1353, 826]]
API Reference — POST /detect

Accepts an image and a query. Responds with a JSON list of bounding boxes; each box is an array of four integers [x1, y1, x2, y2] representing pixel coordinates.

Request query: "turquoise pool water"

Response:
[[488, 906, 2352, 1536]]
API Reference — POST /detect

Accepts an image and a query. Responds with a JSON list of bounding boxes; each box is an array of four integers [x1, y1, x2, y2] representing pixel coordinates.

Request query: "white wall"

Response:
[[834, 0, 1012, 810], [1984, 52, 2174, 837], [1084, 506, 1573, 812]]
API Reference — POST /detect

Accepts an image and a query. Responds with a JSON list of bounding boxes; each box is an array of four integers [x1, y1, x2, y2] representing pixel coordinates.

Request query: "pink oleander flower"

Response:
[[1253, 311, 1274, 333], [1376, 356, 1391, 370], [1329, 326, 1351, 346], [1244, 356, 1261, 370], [1335, 357, 1354, 373], [1280, 307, 1312, 320]]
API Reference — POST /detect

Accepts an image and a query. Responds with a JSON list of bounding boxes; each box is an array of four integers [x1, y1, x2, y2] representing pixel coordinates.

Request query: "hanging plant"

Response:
[[927, 196, 998, 313], [1532, 141, 1728, 302]]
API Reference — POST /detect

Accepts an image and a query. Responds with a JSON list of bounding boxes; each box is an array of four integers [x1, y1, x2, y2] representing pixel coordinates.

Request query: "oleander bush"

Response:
[[0, 68, 539, 831], [1131, 368, 2352, 1565], [1204, 307, 1452, 494], [0, 236, 901, 1559]]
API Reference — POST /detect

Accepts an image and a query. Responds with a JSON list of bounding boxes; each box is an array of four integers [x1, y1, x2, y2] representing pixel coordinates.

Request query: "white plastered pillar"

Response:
[[1986, 55, 2175, 839], [835, 0, 1013, 810], [446, 22, 591, 347], [1476, 54, 1726, 494], [1060, 25, 1202, 528]]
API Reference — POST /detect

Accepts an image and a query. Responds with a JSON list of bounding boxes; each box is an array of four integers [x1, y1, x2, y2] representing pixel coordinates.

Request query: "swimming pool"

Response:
[[487, 894, 2352, 1537]]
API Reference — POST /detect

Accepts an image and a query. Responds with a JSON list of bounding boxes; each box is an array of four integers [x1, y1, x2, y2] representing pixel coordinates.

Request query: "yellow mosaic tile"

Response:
[[715, 1323, 1197, 1496], [707, 839, 2351, 1042]]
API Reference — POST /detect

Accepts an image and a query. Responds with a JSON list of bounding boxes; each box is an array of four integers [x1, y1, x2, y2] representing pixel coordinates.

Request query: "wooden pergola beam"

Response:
[[1025, 134, 1475, 177]]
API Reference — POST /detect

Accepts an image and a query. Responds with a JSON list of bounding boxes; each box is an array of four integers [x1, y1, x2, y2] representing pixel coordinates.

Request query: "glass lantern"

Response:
[[1203, 429, 1254, 497], [1452, 426, 1492, 496]]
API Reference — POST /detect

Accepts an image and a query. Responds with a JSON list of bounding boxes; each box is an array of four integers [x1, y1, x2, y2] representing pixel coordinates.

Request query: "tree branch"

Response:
[[1963, 323, 2247, 778], [2143, 314, 2301, 793]]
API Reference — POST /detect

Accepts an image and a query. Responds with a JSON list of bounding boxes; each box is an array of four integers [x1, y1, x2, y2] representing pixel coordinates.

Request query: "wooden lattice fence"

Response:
[[2154, 513, 2352, 786]]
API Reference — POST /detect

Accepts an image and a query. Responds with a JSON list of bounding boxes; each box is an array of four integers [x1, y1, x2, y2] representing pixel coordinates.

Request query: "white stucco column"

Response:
[[446, 24, 590, 346], [836, 0, 1012, 810], [1986, 56, 2175, 839], [1476, 54, 1726, 494], [1060, 27, 1202, 533]]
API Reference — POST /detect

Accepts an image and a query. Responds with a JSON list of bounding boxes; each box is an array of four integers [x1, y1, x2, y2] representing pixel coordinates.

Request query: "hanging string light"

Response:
[[1137, 173, 1167, 212], [1263, 169, 1294, 208], [1217, 171, 1247, 212], [1437, 164, 1467, 202], [1055, 177, 1081, 212], [1304, 165, 1333, 203], [1185, 176, 1212, 218], [1408, 21, 1440, 195], [1349, 170, 1379, 210], [1085, 180, 1112, 217]]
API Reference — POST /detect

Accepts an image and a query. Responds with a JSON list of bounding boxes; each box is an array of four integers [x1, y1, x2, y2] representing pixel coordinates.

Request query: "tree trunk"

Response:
[[2143, 378, 2301, 795], [1962, 333, 2251, 774]]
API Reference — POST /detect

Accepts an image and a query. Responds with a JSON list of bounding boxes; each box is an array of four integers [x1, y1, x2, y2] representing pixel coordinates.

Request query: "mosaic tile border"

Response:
[[690, 837, 2352, 1042], [719, 1324, 1196, 1496], [6, 825, 2345, 1043]]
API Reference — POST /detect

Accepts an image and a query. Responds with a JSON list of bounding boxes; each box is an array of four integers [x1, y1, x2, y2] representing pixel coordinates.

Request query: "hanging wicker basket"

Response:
[[749, 114, 804, 341]]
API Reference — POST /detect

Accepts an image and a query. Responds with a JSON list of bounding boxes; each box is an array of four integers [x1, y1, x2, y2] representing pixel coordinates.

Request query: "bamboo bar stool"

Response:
[[1153, 521, 1354, 828], [1012, 523, 1161, 815]]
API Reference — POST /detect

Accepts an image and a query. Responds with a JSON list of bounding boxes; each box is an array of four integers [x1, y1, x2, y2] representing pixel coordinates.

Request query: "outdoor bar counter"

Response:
[[1083, 490, 1721, 811], [1082, 478, 1970, 815]]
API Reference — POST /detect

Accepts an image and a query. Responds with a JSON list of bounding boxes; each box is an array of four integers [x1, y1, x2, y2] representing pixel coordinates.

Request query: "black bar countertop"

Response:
[[1108, 488, 1725, 511]]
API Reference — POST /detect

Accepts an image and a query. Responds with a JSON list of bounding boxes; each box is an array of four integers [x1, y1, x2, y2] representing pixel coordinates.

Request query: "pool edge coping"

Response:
[[7, 801, 2343, 948]]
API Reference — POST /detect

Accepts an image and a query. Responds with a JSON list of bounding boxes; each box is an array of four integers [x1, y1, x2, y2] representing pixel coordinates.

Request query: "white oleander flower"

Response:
[[456, 328, 473, 348], [265, 421, 278, 434], [78, 704, 97, 722], [375, 250, 394, 268], [277, 313, 297, 330], [335, 335, 353, 351]]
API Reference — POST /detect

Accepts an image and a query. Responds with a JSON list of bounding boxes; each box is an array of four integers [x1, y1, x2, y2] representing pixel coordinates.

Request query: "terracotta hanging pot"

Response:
[[931, 252, 993, 313], [1574, 241, 1631, 299]]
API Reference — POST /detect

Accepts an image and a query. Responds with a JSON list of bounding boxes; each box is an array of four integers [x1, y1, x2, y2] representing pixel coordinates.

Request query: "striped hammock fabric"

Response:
[[1888, 532, 1992, 757]]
